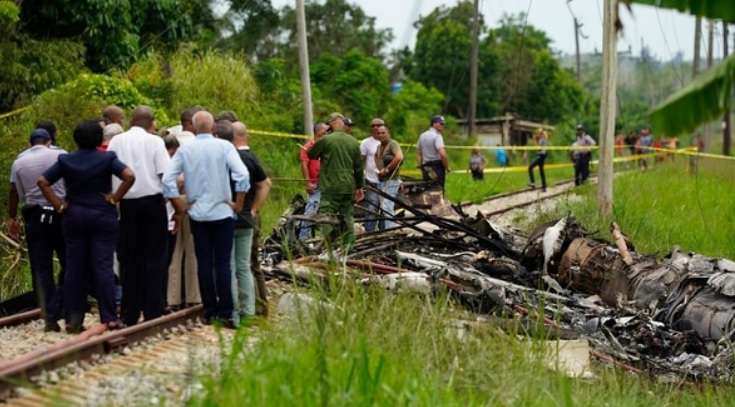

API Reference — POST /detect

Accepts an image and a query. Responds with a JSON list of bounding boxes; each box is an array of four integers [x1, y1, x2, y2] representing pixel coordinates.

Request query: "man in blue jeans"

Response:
[[227, 121, 271, 321], [299, 122, 328, 240], [163, 111, 250, 328]]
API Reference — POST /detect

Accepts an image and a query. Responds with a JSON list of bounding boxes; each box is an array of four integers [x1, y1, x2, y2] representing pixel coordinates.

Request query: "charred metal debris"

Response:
[[263, 187, 735, 382]]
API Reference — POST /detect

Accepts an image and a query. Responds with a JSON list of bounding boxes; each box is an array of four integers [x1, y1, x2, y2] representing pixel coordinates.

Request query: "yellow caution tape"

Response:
[[0, 106, 30, 120]]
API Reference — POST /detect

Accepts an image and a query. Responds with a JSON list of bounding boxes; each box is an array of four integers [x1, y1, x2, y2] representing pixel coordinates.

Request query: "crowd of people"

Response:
[[298, 113, 408, 248], [10, 105, 272, 333], [12, 107, 686, 334]]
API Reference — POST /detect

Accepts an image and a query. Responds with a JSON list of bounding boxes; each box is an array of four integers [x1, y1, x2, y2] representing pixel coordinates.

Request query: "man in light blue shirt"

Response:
[[162, 110, 250, 328]]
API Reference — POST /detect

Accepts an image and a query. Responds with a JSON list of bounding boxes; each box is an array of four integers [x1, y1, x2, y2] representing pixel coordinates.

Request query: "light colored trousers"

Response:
[[167, 213, 200, 306], [231, 227, 255, 318]]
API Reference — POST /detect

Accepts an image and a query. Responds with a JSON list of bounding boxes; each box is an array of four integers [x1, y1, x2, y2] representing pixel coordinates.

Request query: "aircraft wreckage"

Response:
[[263, 189, 735, 382]]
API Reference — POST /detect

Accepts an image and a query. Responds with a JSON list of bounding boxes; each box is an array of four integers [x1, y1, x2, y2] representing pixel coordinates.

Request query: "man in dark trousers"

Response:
[[163, 111, 250, 328], [307, 112, 364, 251], [107, 105, 171, 326], [417, 115, 450, 191], [9, 128, 68, 332], [573, 124, 596, 186]]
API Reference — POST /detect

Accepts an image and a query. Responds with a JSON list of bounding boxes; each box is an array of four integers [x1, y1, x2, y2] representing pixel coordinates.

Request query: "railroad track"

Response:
[[0, 305, 206, 402], [4, 322, 238, 406], [0, 175, 598, 404]]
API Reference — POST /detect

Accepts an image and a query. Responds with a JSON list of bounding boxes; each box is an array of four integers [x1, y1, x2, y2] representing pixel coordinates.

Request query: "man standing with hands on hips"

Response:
[[417, 115, 450, 191]]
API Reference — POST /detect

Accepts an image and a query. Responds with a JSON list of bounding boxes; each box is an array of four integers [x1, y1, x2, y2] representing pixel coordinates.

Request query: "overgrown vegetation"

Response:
[[193, 269, 735, 406]]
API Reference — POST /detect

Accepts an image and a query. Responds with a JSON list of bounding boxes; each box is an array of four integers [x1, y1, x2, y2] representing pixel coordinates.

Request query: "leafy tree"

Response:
[[384, 80, 445, 143], [0, 2, 86, 111], [410, 1, 479, 118], [17, 0, 218, 72], [232, 0, 393, 64], [217, 0, 280, 58], [411, 4, 582, 124], [311, 49, 391, 131]]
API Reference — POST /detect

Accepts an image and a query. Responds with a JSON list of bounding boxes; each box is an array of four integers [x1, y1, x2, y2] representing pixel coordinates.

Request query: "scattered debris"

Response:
[[264, 192, 735, 382]]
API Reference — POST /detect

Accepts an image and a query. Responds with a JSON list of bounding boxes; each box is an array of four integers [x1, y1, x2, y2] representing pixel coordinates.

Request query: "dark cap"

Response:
[[576, 124, 585, 130], [326, 112, 344, 123], [431, 115, 446, 124], [29, 128, 51, 144], [343, 117, 353, 126]]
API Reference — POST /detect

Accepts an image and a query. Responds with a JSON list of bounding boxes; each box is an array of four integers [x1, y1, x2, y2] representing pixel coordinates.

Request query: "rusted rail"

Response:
[[0, 309, 41, 329], [0, 305, 204, 395]]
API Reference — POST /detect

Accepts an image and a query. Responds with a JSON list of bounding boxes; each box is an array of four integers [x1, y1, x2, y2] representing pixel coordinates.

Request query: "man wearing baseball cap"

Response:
[[9, 128, 68, 332], [307, 112, 365, 251], [417, 115, 450, 191]]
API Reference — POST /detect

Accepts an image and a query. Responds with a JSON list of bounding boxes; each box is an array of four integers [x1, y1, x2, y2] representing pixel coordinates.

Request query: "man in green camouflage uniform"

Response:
[[307, 112, 365, 250]]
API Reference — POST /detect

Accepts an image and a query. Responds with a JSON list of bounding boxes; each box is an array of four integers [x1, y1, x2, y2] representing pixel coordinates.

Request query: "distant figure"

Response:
[[615, 134, 624, 156], [468, 146, 487, 180], [668, 137, 678, 161], [528, 129, 548, 192], [417, 115, 450, 191], [494, 145, 508, 167], [638, 127, 653, 170], [573, 124, 595, 186]]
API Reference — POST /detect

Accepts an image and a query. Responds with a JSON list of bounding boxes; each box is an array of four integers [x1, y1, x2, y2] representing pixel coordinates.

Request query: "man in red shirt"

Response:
[[299, 122, 328, 240]]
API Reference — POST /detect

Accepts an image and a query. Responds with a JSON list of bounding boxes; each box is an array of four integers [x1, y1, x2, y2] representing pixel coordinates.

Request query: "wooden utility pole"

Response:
[[296, 0, 314, 136], [597, 0, 617, 216], [707, 20, 714, 69], [693, 16, 702, 78], [724, 22, 731, 156], [468, 0, 480, 138], [574, 17, 582, 83]]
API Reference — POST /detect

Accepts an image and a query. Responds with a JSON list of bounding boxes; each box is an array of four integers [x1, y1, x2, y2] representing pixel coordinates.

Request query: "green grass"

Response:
[[193, 156, 735, 406], [193, 284, 734, 406]]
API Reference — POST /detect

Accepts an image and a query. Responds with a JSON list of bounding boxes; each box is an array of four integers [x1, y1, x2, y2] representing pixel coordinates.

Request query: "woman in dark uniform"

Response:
[[39, 120, 136, 333]]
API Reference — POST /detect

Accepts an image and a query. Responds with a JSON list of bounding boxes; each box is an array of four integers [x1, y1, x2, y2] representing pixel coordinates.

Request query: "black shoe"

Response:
[[66, 323, 86, 334], [528, 183, 536, 189], [45, 321, 61, 333], [212, 317, 238, 330]]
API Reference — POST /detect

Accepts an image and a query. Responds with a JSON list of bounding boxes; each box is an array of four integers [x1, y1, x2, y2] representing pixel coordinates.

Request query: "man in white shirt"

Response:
[[360, 117, 384, 232], [107, 105, 171, 326]]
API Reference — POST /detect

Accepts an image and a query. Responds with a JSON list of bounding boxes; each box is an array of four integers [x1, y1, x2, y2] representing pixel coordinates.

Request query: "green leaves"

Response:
[[626, 0, 735, 23], [0, 1, 19, 22], [625, 0, 735, 135], [648, 53, 735, 136]]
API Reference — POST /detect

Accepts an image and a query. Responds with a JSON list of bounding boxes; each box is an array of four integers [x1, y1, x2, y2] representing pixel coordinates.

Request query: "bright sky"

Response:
[[273, 0, 723, 61]]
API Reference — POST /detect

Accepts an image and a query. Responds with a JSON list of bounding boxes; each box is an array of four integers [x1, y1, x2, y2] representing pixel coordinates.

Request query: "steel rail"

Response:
[[0, 304, 204, 394]]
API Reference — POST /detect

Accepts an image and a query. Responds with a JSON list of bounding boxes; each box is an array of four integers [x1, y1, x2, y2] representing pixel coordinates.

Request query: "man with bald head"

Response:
[[162, 111, 250, 328], [229, 121, 271, 319], [103, 105, 124, 126], [108, 105, 171, 326]]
